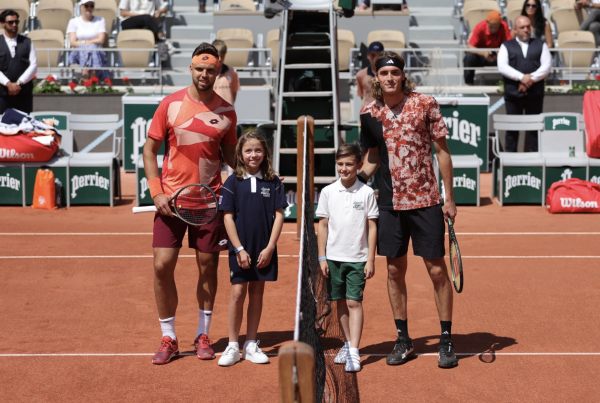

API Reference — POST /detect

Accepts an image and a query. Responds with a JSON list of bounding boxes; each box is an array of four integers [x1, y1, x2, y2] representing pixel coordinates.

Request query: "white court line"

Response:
[[0, 255, 598, 259], [1, 352, 599, 358], [2, 232, 600, 236]]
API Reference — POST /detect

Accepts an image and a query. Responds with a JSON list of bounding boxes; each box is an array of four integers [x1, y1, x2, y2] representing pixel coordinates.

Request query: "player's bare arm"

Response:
[[365, 218, 377, 279], [221, 143, 236, 169], [433, 136, 457, 222], [358, 147, 380, 182], [257, 208, 284, 268], [317, 217, 329, 278], [143, 136, 172, 217], [223, 211, 251, 269]]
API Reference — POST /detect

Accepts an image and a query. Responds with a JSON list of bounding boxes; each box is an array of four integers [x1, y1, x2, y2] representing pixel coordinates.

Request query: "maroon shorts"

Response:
[[152, 211, 229, 251]]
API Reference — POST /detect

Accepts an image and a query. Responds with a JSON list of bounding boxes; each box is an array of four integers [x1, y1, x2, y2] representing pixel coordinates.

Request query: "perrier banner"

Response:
[[433, 94, 489, 172], [123, 95, 165, 172]]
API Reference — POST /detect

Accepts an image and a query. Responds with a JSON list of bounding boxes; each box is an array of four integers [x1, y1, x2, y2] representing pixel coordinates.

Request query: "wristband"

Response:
[[357, 175, 367, 184], [318, 256, 327, 262], [148, 177, 164, 199], [235, 246, 244, 253]]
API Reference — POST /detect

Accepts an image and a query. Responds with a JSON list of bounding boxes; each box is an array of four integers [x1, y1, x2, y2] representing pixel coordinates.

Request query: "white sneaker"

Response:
[[243, 340, 270, 364], [218, 346, 240, 367], [334, 344, 349, 364], [345, 352, 361, 372]]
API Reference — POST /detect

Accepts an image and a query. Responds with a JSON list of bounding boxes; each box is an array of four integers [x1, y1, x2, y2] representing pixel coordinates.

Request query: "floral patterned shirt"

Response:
[[359, 92, 449, 211]]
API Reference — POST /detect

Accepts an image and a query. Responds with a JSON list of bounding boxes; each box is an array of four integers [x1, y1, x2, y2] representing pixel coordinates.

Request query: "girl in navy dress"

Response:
[[218, 130, 288, 366]]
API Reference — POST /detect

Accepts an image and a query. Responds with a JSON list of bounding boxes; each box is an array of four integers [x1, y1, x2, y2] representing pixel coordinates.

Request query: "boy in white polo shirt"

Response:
[[316, 142, 379, 373]]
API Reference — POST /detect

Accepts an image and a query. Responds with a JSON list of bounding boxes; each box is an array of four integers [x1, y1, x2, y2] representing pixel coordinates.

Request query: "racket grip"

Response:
[[132, 206, 158, 214]]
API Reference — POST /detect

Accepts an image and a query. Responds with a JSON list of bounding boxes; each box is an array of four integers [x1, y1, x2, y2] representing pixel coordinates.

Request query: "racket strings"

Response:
[[174, 185, 219, 226]]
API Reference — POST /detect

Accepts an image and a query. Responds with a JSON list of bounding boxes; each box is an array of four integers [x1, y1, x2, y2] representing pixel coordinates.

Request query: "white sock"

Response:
[[196, 309, 213, 338], [349, 347, 360, 357], [244, 339, 256, 349], [228, 341, 239, 350], [159, 316, 176, 340], [344, 341, 351, 348]]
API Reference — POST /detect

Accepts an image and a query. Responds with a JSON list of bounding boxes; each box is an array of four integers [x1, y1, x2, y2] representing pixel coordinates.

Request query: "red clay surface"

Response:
[[1, 170, 599, 402]]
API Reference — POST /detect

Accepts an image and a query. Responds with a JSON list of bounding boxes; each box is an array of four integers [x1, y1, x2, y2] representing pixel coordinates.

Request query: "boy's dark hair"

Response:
[[335, 142, 362, 163], [192, 42, 219, 59], [0, 10, 19, 23], [212, 40, 227, 54]]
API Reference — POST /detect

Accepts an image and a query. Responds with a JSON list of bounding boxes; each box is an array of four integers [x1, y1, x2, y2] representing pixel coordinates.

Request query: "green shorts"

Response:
[[326, 260, 366, 302]]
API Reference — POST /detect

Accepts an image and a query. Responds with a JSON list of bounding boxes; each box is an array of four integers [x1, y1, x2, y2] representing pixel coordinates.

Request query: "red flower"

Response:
[[69, 82, 77, 90], [103, 78, 113, 86], [90, 76, 99, 83], [45, 75, 55, 82], [32, 75, 37, 80], [596, 75, 600, 81], [560, 80, 566, 85], [83, 80, 91, 87], [122, 77, 130, 83]]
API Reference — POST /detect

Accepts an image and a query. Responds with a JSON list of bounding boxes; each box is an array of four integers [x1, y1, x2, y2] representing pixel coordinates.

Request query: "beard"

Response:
[[193, 78, 213, 92]]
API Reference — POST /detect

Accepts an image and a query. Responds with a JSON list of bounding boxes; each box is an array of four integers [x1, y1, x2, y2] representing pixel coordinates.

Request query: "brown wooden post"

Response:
[[278, 341, 316, 403], [296, 115, 315, 240]]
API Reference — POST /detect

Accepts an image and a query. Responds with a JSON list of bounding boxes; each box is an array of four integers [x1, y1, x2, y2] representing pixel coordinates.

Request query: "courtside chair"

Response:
[[0, 160, 25, 206], [31, 111, 71, 131], [28, 29, 64, 69], [557, 31, 596, 70], [36, 0, 73, 33], [215, 28, 254, 68], [68, 114, 123, 206], [367, 30, 406, 51], [434, 154, 481, 206], [539, 112, 589, 201], [116, 29, 155, 68], [492, 114, 546, 206], [0, 0, 30, 33], [218, 0, 256, 11], [266, 29, 279, 69], [337, 29, 355, 72]]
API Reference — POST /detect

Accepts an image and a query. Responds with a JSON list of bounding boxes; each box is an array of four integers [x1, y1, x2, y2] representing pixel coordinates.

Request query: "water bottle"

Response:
[[55, 178, 62, 207]]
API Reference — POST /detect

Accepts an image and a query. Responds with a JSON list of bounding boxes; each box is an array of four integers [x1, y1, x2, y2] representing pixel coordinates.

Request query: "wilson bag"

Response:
[[583, 90, 600, 158], [546, 178, 600, 214], [31, 169, 58, 210]]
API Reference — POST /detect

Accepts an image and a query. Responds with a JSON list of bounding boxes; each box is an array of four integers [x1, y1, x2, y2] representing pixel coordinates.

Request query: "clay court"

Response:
[[1, 172, 599, 402]]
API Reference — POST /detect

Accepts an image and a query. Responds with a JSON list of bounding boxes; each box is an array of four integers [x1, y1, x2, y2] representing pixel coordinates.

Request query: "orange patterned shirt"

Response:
[[360, 92, 449, 210], [148, 88, 238, 197]]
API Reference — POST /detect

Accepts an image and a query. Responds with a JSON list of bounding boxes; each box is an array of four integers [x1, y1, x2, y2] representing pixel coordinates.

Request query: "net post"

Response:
[[296, 115, 315, 240], [278, 341, 316, 403]]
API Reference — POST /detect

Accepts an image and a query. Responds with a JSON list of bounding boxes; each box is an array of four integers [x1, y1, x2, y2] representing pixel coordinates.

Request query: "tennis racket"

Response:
[[132, 183, 219, 226], [447, 217, 463, 293]]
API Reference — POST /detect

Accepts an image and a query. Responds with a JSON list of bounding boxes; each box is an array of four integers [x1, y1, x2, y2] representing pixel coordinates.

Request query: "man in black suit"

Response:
[[0, 10, 37, 114], [498, 15, 551, 152]]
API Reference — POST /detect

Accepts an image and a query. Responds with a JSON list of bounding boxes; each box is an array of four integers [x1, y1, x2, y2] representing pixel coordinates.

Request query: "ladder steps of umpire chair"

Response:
[[281, 119, 334, 125], [281, 91, 334, 97], [284, 63, 332, 69], [281, 176, 337, 184], [280, 148, 336, 154]]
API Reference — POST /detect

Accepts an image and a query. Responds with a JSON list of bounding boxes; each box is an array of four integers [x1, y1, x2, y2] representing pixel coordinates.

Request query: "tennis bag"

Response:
[[31, 169, 58, 210], [583, 90, 600, 158], [546, 178, 600, 213]]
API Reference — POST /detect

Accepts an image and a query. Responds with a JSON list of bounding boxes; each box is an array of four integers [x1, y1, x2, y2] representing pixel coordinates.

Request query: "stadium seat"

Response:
[[94, 0, 118, 37], [116, 29, 155, 68], [218, 0, 256, 11], [266, 29, 279, 69], [366, 30, 405, 50], [557, 30, 595, 68], [550, 1, 587, 34], [337, 29, 355, 72], [492, 114, 545, 206], [0, 0, 29, 33], [30, 111, 71, 131], [216, 28, 254, 68], [36, 0, 73, 33], [506, 1, 523, 27], [462, 0, 501, 32], [28, 29, 64, 68]]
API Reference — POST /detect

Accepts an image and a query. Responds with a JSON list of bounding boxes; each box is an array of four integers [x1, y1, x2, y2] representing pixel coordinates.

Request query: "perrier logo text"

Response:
[[505, 172, 541, 197], [442, 111, 480, 147]]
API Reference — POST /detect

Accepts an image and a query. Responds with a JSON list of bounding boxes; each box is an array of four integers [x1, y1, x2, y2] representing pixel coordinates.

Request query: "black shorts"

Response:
[[377, 204, 445, 259]]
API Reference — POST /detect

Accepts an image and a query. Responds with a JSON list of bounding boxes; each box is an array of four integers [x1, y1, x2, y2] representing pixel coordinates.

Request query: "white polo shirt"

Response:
[[315, 178, 379, 262]]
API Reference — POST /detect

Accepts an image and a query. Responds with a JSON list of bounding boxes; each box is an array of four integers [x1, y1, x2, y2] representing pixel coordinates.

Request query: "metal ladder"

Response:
[[272, 1, 342, 188]]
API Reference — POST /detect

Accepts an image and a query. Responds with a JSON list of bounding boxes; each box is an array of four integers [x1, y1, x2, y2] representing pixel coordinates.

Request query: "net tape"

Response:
[[296, 120, 360, 403]]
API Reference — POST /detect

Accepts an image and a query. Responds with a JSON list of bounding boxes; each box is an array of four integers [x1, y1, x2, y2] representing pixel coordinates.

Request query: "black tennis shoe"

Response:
[[438, 338, 458, 368], [386, 337, 414, 366]]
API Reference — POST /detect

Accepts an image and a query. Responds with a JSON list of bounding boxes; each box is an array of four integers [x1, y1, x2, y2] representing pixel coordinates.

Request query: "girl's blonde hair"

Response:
[[370, 51, 417, 101], [233, 130, 276, 181]]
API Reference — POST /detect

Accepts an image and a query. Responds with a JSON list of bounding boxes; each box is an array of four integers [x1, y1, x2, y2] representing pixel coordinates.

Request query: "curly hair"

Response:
[[233, 130, 277, 181], [370, 51, 417, 101]]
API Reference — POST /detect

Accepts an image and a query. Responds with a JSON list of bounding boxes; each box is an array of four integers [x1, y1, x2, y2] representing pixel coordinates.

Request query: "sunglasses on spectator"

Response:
[[525, 3, 537, 8], [5, 20, 19, 25], [84, 3, 95, 8]]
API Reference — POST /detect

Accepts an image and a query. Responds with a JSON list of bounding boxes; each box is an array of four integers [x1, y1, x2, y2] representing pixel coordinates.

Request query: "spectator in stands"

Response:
[[67, 0, 110, 81], [0, 10, 37, 114], [358, 0, 408, 11], [520, 0, 553, 48], [119, 0, 167, 42], [577, 0, 600, 46], [463, 11, 511, 85], [356, 41, 383, 109], [199, 0, 206, 13], [212, 40, 240, 105], [498, 15, 551, 152]]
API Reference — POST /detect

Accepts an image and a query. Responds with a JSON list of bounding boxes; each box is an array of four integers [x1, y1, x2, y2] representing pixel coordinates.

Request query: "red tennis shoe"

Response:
[[194, 334, 215, 360], [152, 336, 179, 365]]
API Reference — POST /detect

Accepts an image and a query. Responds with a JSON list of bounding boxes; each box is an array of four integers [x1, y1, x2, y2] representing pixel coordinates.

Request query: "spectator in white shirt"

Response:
[[498, 15, 551, 152], [67, 0, 110, 81], [0, 10, 37, 114], [577, 0, 600, 46], [119, 0, 167, 42]]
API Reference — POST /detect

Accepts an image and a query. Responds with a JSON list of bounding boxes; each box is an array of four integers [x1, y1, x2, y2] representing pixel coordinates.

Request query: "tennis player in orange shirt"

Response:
[[143, 42, 238, 365]]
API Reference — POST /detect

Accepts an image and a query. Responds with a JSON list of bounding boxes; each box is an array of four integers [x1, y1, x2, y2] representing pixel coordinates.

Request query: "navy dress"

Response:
[[220, 173, 288, 283]]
